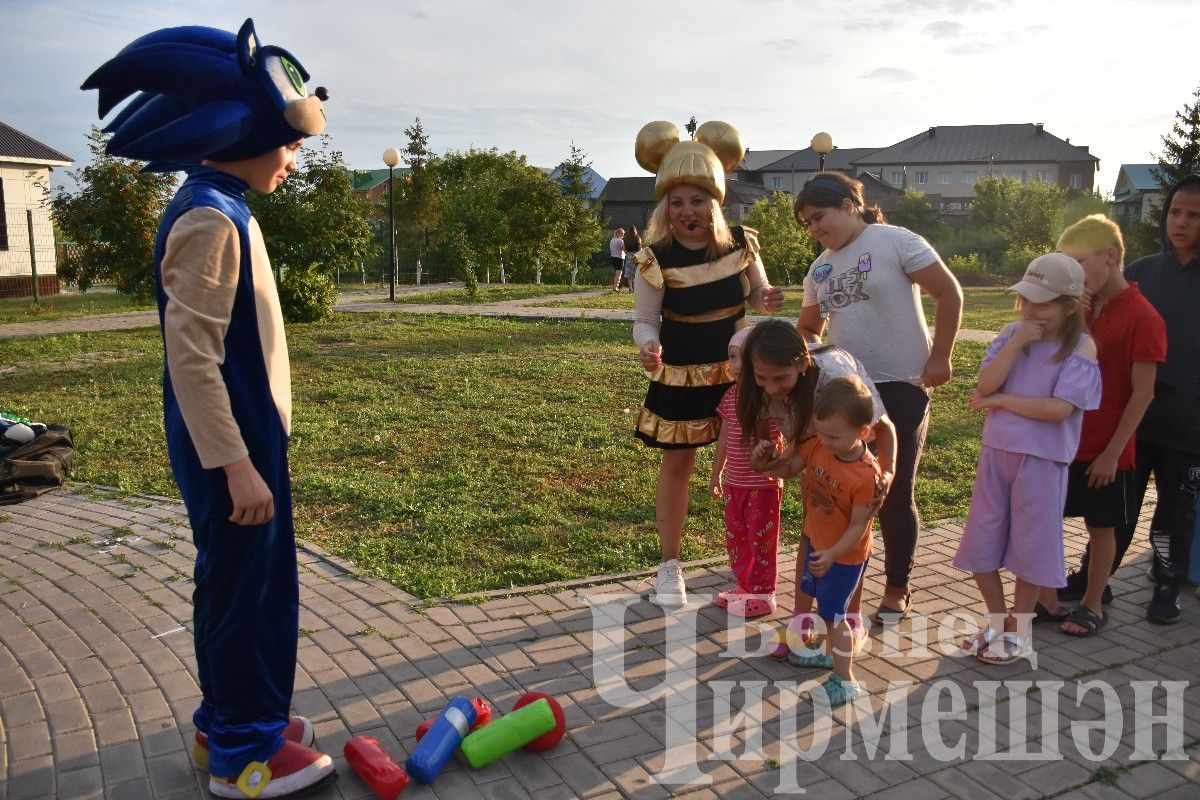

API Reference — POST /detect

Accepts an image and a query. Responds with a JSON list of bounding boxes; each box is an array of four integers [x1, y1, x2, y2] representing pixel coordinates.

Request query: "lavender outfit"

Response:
[[953, 327, 1101, 587]]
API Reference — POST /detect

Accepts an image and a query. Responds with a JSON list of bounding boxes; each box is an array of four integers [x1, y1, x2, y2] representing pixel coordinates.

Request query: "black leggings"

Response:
[[876, 381, 931, 591], [1079, 440, 1200, 584]]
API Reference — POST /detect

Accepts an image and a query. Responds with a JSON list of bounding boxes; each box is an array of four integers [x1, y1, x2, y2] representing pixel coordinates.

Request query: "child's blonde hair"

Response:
[[813, 375, 874, 429], [644, 191, 735, 261], [1014, 295, 1086, 362], [1057, 214, 1124, 266]]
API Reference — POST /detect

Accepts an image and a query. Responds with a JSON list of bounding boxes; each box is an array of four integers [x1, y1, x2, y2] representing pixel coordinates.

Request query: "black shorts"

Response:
[[611, 256, 624, 270], [1063, 459, 1132, 528]]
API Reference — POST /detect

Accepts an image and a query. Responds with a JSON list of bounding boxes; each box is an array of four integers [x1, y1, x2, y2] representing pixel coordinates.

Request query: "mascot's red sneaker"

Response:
[[208, 740, 335, 799], [193, 716, 315, 772]]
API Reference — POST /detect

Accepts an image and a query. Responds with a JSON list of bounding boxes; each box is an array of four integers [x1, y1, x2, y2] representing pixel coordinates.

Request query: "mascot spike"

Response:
[[82, 18, 326, 168]]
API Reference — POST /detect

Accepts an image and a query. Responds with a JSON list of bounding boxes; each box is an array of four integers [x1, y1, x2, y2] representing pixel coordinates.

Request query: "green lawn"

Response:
[[0, 292, 155, 324], [4, 315, 986, 598], [541, 286, 1012, 333]]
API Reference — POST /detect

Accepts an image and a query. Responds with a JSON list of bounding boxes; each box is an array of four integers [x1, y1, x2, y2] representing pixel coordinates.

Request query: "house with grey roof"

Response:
[[1, 121, 72, 298], [852, 123, 1099, 211], [749, 147, 882, 197], [1111, 164, 1163, 224]]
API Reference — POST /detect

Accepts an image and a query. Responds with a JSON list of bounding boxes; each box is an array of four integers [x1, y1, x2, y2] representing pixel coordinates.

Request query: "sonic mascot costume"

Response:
[[84, 20, 335, 799]]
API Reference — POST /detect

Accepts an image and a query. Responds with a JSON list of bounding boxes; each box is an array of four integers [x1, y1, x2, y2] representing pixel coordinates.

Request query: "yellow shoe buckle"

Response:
[[235, 761, 272, 798]]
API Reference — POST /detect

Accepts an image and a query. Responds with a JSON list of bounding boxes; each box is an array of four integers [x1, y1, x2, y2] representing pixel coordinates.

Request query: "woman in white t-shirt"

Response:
[[794, 172, 963, 625]]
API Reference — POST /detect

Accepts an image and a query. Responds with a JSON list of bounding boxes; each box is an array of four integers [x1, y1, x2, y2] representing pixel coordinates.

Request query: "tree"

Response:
[[1151, 83, 1200, 190], [391, 117, 441, 279], [957, 176, 1107, 275], [248, 136, 375, 321], [556, 143, 603, 286], [739, 192, 815, 285], [51, 127, 176, 297], [887, 189, 949, 246]]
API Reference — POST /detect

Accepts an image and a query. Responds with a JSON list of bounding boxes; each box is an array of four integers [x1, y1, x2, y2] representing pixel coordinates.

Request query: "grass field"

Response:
[[3, 313, 986, 598], [543, 287, 1015, 332], [0, 292, 155, 324]]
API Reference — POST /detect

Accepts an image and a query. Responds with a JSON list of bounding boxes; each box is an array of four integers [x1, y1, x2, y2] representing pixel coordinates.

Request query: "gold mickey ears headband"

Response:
[[635, 120, 745, 173], [635, 120, 746, 202]]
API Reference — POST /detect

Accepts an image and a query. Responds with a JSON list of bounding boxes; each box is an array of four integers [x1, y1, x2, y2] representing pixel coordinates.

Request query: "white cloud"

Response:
[[863, 67, 916, 82], [925, 20, 963, 39]]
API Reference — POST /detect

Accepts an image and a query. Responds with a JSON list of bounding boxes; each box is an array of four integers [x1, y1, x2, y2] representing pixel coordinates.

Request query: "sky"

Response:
[[2, 0, 1197, 195]]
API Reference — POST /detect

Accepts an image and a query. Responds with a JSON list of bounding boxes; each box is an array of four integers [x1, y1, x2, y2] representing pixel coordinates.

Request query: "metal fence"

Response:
[[0, 204, 60, 298]]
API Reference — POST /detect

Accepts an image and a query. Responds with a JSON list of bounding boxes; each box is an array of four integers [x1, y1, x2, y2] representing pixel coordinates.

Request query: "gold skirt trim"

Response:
[[646, 360, 733, 387], [636, 407, 720, 445], [661, 304, 745, 324]]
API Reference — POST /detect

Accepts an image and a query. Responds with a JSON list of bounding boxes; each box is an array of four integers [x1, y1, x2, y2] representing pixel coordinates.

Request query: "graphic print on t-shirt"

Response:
[[815, 252, 872, 316]]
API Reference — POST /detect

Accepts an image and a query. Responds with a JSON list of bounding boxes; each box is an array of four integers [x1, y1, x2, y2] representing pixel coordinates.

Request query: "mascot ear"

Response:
[[237, 18, 258, 72]]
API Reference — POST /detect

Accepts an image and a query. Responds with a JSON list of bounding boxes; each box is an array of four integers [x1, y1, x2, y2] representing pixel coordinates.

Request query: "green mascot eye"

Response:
[[281, 57, 307, 96]]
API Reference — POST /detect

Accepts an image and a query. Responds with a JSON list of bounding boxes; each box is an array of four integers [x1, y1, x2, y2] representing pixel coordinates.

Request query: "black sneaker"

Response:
[[1146, 582, 1181, 625], [1058, 572, 1113, 605]]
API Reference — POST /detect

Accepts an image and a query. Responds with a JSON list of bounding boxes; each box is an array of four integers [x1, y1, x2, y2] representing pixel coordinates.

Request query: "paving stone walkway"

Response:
[[1, 486, 1198, 800]]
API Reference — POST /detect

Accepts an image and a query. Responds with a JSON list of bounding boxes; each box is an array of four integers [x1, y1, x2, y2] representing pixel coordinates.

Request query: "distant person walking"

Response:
[[623, 226, 642, 291], [610, 228, 626, 291]]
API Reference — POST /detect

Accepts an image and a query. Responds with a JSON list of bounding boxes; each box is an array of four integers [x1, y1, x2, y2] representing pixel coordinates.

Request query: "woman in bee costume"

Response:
[[631, 120, 785, 608], [83, 19, 335, 798]]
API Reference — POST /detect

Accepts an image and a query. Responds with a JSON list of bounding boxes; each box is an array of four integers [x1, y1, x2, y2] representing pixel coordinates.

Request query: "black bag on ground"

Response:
[[0, 425, 74, 505]]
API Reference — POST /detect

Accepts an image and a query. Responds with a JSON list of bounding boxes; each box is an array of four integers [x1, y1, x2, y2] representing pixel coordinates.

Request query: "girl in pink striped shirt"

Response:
[[710, 326, 784, 618]]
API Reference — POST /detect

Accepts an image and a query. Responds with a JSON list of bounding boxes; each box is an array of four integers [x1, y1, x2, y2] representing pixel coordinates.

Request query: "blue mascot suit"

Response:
[[84, 19, 328, 782], [156, 168, 298, 775]]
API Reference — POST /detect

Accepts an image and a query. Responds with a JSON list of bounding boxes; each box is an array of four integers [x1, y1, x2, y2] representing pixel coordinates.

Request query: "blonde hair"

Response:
[[644, 190, 735, 261], [1057, 214, 1125, 266], [813, 375, 874, 429], [1015, 295, 1086, 362]]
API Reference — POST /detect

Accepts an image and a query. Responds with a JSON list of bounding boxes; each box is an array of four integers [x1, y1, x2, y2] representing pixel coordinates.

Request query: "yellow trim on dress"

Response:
[[634, 228, 761, 292], [646, 360, 734, 387], [636, 407, 721, 445], [661, 304, 745, 324]]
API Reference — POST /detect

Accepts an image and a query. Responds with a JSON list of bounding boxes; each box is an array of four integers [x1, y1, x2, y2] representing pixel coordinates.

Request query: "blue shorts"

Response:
[[798, 542, 867, 623]]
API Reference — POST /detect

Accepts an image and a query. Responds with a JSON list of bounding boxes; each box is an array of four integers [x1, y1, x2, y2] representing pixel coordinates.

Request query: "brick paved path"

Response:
[[1, 487, 1198, 800]]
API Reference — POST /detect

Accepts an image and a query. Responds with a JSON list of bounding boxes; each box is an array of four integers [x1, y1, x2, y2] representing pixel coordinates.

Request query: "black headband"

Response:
[[801, 174, 856, 201]]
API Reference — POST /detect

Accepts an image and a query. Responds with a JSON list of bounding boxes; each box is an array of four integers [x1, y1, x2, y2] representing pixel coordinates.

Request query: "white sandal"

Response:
[[976, 632, 1027, 665], [959, 627, 1001, 656]]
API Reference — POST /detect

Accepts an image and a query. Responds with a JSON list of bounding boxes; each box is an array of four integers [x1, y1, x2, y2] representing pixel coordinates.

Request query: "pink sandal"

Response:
[[725, 593, 777, 619]]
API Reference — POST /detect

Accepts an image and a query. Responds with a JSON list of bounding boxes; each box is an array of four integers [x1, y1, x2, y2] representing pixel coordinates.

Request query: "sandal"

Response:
[[870, 591, 912, 625], [808, 673, 861, 708], [787, 649, 834, 670], [959, 627, 1002, 656], [1061, 605, 1107, 637], [767, 615, 817, 660], [1033, 601, 1070, 624], [723, 592, 777, 619], [976, 632, 1027, 665]]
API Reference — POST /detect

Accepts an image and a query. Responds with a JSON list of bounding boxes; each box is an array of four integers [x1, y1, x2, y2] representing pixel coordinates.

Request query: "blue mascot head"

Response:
[[82, 18, 327, 171]]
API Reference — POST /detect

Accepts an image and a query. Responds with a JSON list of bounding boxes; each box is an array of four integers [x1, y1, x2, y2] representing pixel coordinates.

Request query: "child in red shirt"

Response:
[[1041, 215, 1166, 634]]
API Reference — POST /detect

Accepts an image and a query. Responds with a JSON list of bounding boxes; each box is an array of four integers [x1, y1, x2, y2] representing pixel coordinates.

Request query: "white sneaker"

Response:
[[654, 559, 687, 607]]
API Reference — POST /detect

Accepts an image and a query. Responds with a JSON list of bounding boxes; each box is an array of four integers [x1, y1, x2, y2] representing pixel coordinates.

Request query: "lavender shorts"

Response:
[[953, 446, 1068, 588]]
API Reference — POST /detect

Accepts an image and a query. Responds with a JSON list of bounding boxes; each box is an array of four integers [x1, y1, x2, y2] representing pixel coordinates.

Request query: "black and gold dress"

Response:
[[635, 226, 760, 449]]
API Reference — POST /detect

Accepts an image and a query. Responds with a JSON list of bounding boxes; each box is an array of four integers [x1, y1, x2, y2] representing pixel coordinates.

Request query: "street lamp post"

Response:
[[811, 131, 834, 173], [382, 147, 402, 302]]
